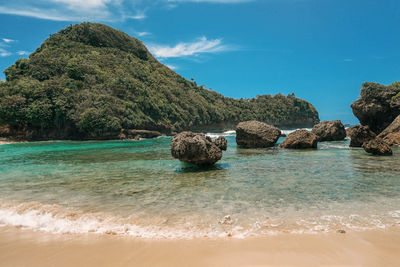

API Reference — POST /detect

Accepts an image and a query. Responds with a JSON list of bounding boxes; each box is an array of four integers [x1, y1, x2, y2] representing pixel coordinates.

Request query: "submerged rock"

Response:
[[171, 132, 227, 166], [362, 138, 392, 156], [347, 125, 376, 147], [312, 120, 346, 141], [279, 130, 318, 149], [236, 120, 281, 148]]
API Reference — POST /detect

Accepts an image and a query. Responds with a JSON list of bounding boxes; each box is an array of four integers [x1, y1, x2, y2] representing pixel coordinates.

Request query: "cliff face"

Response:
[[351, 82, 400, 134], [0, 23, 319, 140]]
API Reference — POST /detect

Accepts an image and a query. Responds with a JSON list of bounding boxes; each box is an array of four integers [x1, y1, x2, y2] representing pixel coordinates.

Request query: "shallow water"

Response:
[[0, 132, 399, 238]]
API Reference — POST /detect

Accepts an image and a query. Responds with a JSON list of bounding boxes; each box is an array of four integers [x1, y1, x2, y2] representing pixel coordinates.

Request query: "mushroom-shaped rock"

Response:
[[279, 130, 318, 149], [348, 125, 376, 147], [171, 132, 227, 166], [311, 120, 346, 141], [236, 121, 281, 148], [378, 115, 400, 146], [362, 138, 393, 156]]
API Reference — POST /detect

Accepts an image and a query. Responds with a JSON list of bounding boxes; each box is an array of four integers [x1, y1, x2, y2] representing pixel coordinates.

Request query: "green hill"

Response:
[[0, 23, 319, 140]]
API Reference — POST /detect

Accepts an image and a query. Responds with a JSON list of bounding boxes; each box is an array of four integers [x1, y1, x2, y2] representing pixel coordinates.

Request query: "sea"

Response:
[[0, 130, 399, 239]]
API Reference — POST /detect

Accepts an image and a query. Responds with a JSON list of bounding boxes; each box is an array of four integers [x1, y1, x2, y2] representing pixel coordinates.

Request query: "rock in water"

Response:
[[381, 132, 400, 146], [362, 138, 392, 156], [171, 132, 227, 166], [347, 125, 376, 147], [377, 115, 400, 146], [279, 130, 318, 149], [312, 120, 346, 141], [214, 136, 228, 151], [351, 82, 400, 134], [236, 121, 281, 148]]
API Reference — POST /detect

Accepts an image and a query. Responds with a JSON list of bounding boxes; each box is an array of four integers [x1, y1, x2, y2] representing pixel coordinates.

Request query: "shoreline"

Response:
[[0, 226, 399, 266]]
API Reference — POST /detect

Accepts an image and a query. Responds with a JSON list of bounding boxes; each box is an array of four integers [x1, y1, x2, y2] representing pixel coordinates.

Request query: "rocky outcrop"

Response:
[[171, 132, 227, 166], [311, 120, 346, 141], [119, 129, 162, 140], [362, 138, 393, 156], [278, 130, 318, 149], [347, 125, 376, 147], [351, 82, 400, 134], [236, 121, 281, 148], [214, 136, 228, 151], [377, 115, 400, 146]]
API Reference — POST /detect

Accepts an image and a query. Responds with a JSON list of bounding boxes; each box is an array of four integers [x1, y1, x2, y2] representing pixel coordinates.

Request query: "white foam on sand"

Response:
[[1, 199, 398, 239]]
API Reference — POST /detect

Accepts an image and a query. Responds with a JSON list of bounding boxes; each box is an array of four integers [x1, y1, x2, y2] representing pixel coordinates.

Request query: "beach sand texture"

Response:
[[0, 227, 399, 267]]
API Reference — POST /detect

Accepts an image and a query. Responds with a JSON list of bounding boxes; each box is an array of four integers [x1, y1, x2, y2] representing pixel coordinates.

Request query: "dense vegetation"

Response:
[[0, 23, 319, 140]]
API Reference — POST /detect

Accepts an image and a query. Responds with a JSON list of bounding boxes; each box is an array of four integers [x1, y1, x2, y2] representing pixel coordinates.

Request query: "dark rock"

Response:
[[278, 130, 318, 149], [381, 132, 400, 146], [362, 138, 393, 156], [312, 120, 346, 141], [337, 229, 346, 234], [171, 132, 227, 166], [236, 121, 281, 148], [347, 125, 376, 147], [215, 136, 228, 151], [120, 129, 162, 140], [377, 115, 400, 146], [351, 82, 400, 134]]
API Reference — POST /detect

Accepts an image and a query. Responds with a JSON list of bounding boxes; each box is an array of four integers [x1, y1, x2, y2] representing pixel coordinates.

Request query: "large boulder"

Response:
[[171, 132, 227, 166], [377, 115, 400, 146], [236, 121, 281, 148], [381, 132, 400, 146], [311, 120, 346, 141], [362, 138, 393, 156], [351, 82, 400, 134], [279, 130, 318, 149], [347, 125, 376, 147]]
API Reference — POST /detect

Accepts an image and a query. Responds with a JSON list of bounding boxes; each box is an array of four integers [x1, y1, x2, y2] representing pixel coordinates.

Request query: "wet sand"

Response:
[[0, 227, 399, 266]]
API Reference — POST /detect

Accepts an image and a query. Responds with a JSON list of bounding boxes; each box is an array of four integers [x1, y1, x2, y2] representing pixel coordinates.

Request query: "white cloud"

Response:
[[165, 64, 179, 70], [148, 36, 232, 58], [137, 32, 151, 37], [17, 51, 30, 56], [343, 59, 353, 62], [0, 0, 251, 21], [0, 48, 11, 57], [2, 38, 16, 43], [167, 0, 252, 3], [0, 0, 141, 22]]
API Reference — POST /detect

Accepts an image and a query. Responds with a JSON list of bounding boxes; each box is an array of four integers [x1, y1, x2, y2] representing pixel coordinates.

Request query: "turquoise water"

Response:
[[0, 132, 399, 238]]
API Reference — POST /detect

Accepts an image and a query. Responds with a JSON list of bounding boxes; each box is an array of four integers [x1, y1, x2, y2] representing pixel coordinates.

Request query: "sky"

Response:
[[0, 0, 399, 124]]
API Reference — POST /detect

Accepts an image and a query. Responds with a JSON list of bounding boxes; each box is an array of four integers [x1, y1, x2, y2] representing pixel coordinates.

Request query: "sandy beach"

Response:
[[0, 227, 399, 267]]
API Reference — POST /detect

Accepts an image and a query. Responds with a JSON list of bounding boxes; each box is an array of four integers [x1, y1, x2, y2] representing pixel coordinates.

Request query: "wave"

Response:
[[1, 199, 399, 239], [206, 130, 236, 139]]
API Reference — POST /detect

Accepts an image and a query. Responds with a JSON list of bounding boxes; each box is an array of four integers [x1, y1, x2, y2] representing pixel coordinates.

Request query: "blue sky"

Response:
[[0, 0, 399, 124]]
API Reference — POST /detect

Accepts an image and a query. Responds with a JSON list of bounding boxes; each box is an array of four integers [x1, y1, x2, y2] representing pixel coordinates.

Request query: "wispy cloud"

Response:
[[132, 29, 151, 37], [0, 0, 252, 22], [165, 64, 178, 70], [2, 38, 16, 43], [148, 36, 233, 58], [166, 0, 253, 3], [0, 0, 143, 22], [0, 48, 11, 57], [17, 51, 30, 56], [343, 59, 353, 62]]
